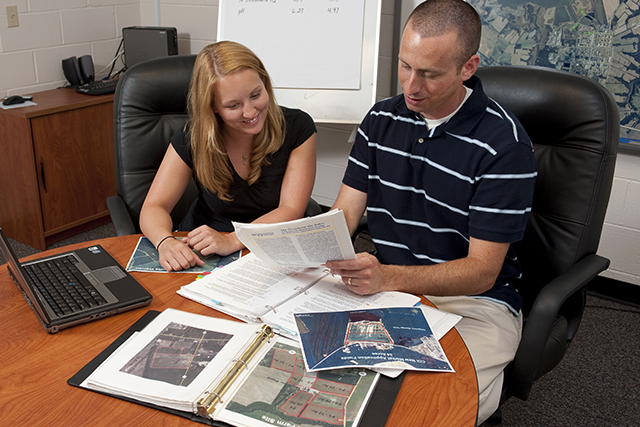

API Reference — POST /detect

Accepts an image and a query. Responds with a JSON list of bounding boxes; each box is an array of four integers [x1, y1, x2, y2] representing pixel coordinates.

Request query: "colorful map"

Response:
[[125, 236, 240, 273], [470, 0, 640, 144], [295, 307, 452, 372]]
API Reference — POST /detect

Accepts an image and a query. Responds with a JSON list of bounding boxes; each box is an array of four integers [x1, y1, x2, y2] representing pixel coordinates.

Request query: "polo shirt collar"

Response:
[[393, 75, 489, 137]]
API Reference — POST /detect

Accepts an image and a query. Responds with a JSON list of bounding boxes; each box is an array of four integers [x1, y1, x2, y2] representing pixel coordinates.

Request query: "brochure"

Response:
[[295, 307, 454, 373]]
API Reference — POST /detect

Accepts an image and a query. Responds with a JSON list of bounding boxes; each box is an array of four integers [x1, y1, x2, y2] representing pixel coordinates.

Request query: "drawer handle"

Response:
[[40, 159, 47, 193]]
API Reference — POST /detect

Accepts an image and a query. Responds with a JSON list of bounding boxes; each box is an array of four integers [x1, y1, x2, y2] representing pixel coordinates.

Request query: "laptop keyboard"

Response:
[[23, 255, 108, 317]]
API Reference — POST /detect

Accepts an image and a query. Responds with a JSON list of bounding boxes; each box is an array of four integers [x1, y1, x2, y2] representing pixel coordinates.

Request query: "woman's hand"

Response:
[[158, 237, 205, 272], [184, 225, 243, 257]]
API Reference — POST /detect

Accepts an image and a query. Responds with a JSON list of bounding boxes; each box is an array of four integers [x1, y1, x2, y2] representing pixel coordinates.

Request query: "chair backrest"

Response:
[[475, 66, 618, 319], [113, 55, 198, 233]]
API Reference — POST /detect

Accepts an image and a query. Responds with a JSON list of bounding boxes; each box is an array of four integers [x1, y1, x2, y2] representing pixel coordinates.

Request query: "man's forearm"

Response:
[[379, 257, 499, 297], [330, 238, 509, 297]]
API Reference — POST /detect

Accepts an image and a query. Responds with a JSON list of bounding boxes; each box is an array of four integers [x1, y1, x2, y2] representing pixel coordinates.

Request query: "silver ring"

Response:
[[348, 277, 352, 286]]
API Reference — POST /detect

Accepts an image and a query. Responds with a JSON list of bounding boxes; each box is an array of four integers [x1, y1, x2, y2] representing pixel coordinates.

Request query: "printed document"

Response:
[[177, 253, 421, 337], [233, 209, 356, 267]]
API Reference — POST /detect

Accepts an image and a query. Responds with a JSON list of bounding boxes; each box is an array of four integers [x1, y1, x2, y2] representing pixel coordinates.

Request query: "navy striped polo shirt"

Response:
[[343, 75, 537, 314]]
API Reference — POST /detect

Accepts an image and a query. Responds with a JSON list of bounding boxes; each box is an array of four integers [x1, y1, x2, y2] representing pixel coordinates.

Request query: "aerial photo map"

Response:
[[119, 322, 232, 387], [125, 236, 240, 273], [223, 341, 377, 427], [294, 307, 452, 372], [470, 0, 640, 144]]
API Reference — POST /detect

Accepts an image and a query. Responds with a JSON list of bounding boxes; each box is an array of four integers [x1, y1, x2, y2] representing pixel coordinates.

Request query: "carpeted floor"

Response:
[[482, 295, 639, 427], [6, 223, 640, 426], [7, 222, 118, 259]]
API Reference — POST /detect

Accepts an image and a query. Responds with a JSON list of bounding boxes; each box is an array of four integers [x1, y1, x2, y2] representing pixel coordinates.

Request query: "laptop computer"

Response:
[[0, 228, 152, 334]]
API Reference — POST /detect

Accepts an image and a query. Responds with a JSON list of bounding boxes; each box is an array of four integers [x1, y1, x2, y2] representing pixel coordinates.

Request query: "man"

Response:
[[325, 0, 537, 424]]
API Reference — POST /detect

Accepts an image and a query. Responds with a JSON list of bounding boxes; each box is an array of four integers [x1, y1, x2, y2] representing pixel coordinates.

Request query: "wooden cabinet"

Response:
[[0, 88, 116, 250]]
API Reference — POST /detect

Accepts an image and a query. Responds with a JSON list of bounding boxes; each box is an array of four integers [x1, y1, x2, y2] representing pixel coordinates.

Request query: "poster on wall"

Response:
[[401, 0, 640, 150]]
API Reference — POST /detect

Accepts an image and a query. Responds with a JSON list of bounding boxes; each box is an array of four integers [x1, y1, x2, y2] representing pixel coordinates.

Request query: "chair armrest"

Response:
[[509, 253, 610, 400], [106, 195, 137, 236], [305, 198, 323, 217]]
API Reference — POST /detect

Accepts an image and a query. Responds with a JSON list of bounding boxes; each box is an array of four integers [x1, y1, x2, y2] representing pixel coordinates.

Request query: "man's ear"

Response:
[[462, 54, 480, 80]]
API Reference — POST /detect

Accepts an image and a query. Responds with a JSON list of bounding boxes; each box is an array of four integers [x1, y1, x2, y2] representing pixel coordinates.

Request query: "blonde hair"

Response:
[[187, 41, 285, 201]]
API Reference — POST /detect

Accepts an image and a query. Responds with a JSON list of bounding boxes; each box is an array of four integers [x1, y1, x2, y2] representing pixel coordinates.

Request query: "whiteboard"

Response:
[[218, 0, 382, 124]]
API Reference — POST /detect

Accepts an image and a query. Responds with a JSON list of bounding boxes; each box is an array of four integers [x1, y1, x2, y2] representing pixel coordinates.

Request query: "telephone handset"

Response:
[[62, 55, 95, 87]]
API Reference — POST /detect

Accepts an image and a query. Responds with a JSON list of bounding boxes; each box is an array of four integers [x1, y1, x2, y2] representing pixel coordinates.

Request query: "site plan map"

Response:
[[222, 341, 378, 427]]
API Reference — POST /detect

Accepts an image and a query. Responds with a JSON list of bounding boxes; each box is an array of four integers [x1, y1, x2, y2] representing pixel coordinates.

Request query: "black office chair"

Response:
[[107, 55, 321, 236], [473, 66, 618, 416], [353, 65, 619, 419]]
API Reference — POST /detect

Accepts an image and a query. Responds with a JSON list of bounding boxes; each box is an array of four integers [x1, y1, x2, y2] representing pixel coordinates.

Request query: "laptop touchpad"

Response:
[[89, 266, 127, 283]]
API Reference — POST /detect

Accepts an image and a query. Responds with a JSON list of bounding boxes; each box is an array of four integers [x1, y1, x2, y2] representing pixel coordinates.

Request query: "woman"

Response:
[[140, 41, 317, 272]]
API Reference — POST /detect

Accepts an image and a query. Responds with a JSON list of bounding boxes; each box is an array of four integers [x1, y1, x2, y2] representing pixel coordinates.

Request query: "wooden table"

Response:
[[0, 235, 478, 427]]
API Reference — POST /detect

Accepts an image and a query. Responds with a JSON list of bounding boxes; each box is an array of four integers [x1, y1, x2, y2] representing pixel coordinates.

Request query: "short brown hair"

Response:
[[406, 0, 481, 68]]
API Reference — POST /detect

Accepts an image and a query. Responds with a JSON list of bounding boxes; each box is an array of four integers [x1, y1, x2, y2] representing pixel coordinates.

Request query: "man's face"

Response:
[[398, 27, 478, 120]]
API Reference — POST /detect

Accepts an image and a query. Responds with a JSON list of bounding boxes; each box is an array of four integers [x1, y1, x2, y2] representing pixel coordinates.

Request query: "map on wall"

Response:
[[469, 0, 640, 148]]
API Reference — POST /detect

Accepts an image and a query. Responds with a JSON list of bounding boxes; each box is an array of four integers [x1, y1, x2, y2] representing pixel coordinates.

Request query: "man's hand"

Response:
[[325, 252, 389, 295], [326, 236, 509, 297]]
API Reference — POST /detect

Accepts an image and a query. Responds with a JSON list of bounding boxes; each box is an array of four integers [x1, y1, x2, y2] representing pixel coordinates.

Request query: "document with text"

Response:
[[177, 252, 421, 338], [233, 209, 356, 267]]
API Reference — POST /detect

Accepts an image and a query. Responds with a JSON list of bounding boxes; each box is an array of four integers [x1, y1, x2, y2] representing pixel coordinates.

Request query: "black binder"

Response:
[[68, 310, 405, 427]]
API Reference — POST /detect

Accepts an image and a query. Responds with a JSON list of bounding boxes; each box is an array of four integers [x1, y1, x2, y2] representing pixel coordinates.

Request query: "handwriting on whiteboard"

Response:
[[220, 0, 366, 90]]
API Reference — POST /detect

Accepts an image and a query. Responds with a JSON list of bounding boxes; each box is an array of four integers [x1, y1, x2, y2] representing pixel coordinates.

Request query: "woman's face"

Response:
[[212, 68, 269, 139]]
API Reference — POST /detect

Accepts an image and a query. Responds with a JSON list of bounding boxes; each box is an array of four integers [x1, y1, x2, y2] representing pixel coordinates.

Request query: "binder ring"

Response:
[[232, 358, 249, 370], [209, 391, 223, 404], [293, 286, 308, 295], [265, 305, 277, 314]]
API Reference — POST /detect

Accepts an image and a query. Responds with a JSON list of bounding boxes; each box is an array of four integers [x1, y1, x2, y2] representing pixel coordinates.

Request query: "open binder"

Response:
[[69, 310, 405, 427]]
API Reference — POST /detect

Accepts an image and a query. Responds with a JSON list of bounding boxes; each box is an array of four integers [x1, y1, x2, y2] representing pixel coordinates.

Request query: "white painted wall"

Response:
[[0, 0, 638, 287], [599, 152, 640, 285], [0, 0, 220, 94]]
